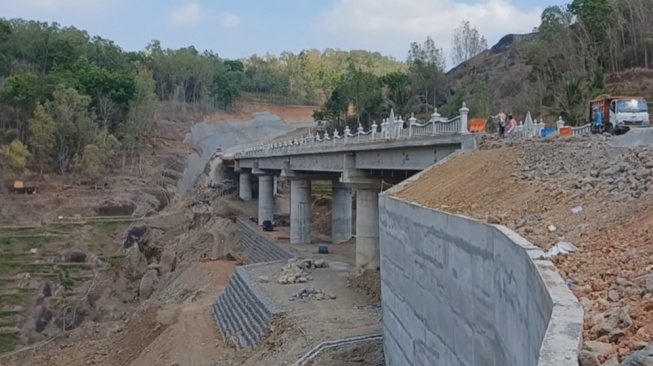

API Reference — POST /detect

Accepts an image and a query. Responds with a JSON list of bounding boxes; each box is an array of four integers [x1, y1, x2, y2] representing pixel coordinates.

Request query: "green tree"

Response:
[[471, 76, 492, 118], [0, 139, 31, 173], [46, 86, 95, 173], [27, 103, 56, 174]]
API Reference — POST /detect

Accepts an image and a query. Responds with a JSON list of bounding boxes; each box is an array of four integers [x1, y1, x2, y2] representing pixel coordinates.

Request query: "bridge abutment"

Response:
[[239, 172, 252, 201], [331, 181, 353, 244], [290, 178, 311, 244]]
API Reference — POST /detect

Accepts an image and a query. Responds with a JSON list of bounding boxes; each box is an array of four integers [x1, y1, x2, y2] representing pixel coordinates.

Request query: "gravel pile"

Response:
[[270, 258, 329, 285], [516, 134, 653, 200], [289, 287, 336, 301]]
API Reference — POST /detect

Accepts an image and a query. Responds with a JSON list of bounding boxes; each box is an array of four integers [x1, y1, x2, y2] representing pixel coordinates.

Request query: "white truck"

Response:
[[587, 95, 650, 135]]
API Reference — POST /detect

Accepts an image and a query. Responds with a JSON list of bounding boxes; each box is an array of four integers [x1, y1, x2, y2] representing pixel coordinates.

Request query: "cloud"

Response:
[[169, 1, 203, 26], [216, 12, 240, 28], [317, 0, 542, 61]]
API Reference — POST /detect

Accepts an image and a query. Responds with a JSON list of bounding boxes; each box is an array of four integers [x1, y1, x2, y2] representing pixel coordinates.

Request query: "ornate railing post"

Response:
[[344, 125, 350, 144], [371, 120, 378, 140], [357, 124, 363, 142], [556, 116, 565, 133], [395, 115, 403, 138], [381, 118, 388, 138], [430, 108, 440, 134], [459, 101, 469, 133], [408, 113, 416, 137]]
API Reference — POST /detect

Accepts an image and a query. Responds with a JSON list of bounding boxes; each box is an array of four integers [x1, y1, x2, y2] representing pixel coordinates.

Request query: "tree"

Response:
[[407, 36, 445, 112], [451, 21, 488, 66], [47, 86, 95, 173], [0, 139, 31, 173], [27, 103, 56, 174], [471, 75, 492, 119]]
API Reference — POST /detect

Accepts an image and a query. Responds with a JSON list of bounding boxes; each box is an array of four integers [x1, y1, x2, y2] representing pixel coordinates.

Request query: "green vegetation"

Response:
[[0, 331, 19, 353], [0, 288, 32, 305], [1, 2, 650, 170]]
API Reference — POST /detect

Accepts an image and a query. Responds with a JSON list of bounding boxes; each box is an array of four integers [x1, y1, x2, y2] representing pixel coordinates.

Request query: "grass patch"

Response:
[[0, 310, 20, 317], [88, 219, 139, 247], [0, 261, 88, 275], [0, 289, 32, 306], [98, 253, 127, 265], [0, 332, 19, 353]]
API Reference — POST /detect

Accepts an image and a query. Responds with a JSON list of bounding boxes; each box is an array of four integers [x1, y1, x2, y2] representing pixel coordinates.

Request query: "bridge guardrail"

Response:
[[235, 103, 471, 158], [234, 108, 595, 158]]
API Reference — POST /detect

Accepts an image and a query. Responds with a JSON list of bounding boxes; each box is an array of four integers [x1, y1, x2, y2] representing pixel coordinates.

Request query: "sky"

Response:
[[0, 0, 567, 65]]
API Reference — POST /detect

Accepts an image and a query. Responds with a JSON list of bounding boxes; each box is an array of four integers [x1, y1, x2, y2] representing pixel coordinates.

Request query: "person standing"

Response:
[[506, 114, 517, 145], [494, 112, 507, 137]]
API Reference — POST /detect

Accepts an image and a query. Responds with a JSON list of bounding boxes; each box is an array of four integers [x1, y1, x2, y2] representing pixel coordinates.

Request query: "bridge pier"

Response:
[[253, 170, 275, 225], [354, 185, 381, 274], [239, 172, 252, 201], [290, 178, 311, 244], [331, 181, 352, 244]]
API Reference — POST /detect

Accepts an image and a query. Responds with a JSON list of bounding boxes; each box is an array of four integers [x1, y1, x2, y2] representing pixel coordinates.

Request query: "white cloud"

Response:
[[317, 0, 542, 62], [169, 1, 203, 26], [216, 12, 240, 28]]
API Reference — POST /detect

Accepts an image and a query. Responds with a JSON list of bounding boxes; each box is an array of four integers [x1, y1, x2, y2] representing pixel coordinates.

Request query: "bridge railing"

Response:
[[234, 102, 470, 157]]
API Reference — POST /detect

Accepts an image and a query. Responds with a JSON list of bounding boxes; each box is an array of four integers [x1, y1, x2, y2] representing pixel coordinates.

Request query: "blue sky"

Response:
[[0, 0, 566, 64]]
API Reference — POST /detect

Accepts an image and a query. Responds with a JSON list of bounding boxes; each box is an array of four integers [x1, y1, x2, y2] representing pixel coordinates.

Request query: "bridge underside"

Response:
[[232, 139, 469, 274]]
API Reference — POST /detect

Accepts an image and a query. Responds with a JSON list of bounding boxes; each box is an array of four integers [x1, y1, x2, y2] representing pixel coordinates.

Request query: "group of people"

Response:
[[492, 112, 517, 144]]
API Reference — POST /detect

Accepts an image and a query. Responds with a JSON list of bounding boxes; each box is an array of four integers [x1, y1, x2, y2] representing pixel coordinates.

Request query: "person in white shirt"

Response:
[[493, 112, 507, 137]]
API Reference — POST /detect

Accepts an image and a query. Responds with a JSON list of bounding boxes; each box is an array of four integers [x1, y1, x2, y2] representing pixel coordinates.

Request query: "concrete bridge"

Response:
[[228, 103, 477, 273], [222, 102, 583, 365]]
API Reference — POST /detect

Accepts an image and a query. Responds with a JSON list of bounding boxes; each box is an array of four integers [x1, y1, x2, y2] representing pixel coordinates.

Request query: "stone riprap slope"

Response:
[[212, 265, 286, 348], [237, 218, 297, 263]]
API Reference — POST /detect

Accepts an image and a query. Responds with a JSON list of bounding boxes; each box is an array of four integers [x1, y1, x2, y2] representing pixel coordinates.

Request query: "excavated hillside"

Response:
[[393, 134, 653, 364]]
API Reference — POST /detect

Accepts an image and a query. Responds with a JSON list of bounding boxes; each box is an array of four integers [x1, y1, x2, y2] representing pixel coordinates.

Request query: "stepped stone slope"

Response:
[[213, 219, 296, 348], [212, 265, 286, 348], [237, 218, 297, 263]]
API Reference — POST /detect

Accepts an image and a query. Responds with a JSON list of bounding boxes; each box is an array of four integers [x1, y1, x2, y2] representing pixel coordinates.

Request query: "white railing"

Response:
[[235, 103, 470, 158]]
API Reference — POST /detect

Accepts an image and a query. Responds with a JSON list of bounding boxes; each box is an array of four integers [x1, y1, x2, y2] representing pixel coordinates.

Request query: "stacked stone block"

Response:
[[212, 266, 286, 348], [237, 218, 297, 263]]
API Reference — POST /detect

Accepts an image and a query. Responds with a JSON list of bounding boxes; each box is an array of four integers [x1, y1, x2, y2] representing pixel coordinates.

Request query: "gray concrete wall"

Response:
[[212, 265, 286, 348], [378, 162, 583, 365], [237, 218, 297, 263]]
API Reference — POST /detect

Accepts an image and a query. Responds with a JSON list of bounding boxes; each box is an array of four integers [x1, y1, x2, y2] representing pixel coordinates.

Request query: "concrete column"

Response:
[[331, 182, 352, 244], [239, 172, 252, 201], [258, 175, 274, 225], [290, 179, 311, 244], [355, 187, 380, 274]]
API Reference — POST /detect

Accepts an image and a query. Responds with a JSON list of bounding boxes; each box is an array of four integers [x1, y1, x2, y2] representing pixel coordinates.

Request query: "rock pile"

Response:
[[289, 287, 336, 301], [274, 258, 329, 285], [517, 135, 653, 200]]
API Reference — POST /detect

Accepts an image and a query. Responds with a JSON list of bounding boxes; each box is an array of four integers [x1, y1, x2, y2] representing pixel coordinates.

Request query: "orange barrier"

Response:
[[559, 126, 572, 136], [468, 118, 487, 133]]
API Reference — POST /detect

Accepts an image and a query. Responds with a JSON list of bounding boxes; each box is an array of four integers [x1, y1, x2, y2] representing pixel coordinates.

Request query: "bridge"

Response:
[[229, 103, 477, 273], [221, 102, 582, 365]]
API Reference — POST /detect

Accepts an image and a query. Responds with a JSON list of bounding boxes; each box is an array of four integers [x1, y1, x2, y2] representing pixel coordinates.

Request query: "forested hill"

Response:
[[0, 18, 405, 175], [2, 0, 653, 175]]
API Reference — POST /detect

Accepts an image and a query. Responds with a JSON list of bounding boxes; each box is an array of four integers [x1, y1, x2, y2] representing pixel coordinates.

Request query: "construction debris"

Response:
[[289, 287, 336, 301], [275, 258, 329, 285]]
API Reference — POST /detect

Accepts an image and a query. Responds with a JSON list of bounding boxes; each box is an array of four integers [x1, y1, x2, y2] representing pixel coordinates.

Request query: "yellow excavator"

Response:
[[8, 180, 36, 194]]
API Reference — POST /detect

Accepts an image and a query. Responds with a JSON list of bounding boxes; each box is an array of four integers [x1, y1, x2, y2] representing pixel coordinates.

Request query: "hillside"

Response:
[[442, 33, 653, 121], [442, 33, 537, 114]]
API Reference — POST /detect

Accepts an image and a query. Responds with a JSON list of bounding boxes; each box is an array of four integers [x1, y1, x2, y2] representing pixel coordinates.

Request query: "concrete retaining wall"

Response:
[[378, 194, 583, 365], [212, 265, 286, 348], [237, 218, 297, 263]]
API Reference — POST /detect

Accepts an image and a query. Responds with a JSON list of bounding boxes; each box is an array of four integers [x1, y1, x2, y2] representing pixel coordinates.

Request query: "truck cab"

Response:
[[588, 96, 650, 135]]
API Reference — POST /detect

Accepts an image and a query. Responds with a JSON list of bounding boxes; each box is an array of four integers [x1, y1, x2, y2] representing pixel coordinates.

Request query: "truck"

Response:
[[587, 95, 650, 135], [8, 180, 36, 194]]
